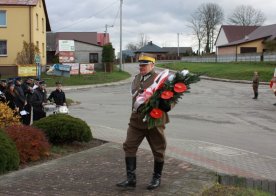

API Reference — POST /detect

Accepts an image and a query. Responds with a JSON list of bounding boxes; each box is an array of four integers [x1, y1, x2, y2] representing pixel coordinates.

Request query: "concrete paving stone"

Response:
[[0, 143, 216, 196]]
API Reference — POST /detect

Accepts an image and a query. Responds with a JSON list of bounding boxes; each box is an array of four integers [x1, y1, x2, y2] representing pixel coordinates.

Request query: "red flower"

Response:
[[161, 90, 174, 100], [150, 108, 163, 119], [174, 83, 187, 93]]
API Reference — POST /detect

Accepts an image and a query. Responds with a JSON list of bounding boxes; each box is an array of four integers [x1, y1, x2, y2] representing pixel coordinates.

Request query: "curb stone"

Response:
[[218, 173, 276, 195]]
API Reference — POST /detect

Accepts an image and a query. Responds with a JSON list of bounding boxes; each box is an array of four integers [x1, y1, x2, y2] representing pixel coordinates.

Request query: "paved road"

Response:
[[67, 63, 276, 181]]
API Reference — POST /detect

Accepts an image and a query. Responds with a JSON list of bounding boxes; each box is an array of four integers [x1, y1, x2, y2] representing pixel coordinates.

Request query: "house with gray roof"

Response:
[[134, 41, 192, 61], [216, 24, 276, 56]]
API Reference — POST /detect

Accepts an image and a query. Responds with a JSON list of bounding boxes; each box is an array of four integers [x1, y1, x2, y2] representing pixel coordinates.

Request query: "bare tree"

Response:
[[125, 43, 138, 51], [228, 5, 266, 26], [188, 12, 206, 55], [16, 41, 40, 64], [198, 3, 224, 53], [137, 33, 149, 49]]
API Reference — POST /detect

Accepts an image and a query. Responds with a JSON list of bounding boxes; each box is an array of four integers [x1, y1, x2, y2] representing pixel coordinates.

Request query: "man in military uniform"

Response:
[[117, 53, 171, 190], [31, 80, 47, 121], [21, 78, 34, 125]]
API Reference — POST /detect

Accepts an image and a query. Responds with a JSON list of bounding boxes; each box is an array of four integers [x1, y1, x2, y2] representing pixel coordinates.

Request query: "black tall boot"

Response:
[[116, 157, 136, 188], [252, 92, 257, 99], [147, 161, 164, 190]]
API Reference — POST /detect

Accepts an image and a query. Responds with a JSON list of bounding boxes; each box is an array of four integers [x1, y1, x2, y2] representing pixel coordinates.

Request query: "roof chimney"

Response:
[[149, 41, 153, 45]]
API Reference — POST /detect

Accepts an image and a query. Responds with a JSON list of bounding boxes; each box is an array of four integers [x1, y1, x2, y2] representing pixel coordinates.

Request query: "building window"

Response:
[[0, 40, 7, 55], [89, 53, 98, 63], [240, 47, 257, 53], [36, 41, 39, 52], [42, 43, 45, 57], [36, 14, 39, 30], [42, 18, 44, 33], [0, 10, 7, 27]]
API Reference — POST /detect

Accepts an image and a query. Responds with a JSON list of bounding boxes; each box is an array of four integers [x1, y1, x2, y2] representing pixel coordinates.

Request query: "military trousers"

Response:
[[123, 125, 166, 162]]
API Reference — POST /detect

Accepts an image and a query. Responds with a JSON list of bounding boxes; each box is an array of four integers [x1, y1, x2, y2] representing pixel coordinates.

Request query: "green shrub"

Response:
[[33, 114, 92, 144], [5, 125, 51, 164], [0, 130, 20, 174]]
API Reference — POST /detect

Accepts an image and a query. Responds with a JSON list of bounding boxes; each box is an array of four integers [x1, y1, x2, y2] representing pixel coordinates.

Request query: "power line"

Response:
[[111, 6, 120, 27], [55, 0, 119, 31]]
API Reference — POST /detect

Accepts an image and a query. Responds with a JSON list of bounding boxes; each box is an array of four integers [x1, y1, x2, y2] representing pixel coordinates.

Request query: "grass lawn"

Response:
[[202, 184, 271, 196], [41, 70, 131, 87], [157, 62, 276, 82]]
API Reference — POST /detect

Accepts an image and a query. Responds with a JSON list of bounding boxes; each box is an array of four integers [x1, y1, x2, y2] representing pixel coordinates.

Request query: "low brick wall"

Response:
[[0, 65, 18, 78]]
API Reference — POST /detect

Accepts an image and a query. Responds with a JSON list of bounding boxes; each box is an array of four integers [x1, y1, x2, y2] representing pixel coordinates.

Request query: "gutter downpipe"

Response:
[[29, 6, 32, 44]]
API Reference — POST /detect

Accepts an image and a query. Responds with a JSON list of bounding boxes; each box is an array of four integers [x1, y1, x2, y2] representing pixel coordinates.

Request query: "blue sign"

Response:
[[53, 64, 71, 71]]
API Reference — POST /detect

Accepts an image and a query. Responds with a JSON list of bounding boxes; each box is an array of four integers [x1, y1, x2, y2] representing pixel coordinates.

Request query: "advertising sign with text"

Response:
[[63, 63, 79, 75], [18, 64, 37, 77], [80, 64, 94, 75]]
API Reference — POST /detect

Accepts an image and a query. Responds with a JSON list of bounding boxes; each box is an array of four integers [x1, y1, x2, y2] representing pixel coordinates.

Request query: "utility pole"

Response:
[[104, 24, 113, 45], [119, 0, 123, 71]]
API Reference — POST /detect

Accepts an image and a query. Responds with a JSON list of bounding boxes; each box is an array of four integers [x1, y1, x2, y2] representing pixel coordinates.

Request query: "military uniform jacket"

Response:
[[129, 70, 169, 129], [31, 88, 47, 113]]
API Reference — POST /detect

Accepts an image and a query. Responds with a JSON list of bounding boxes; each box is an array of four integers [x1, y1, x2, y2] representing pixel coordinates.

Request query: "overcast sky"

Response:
[[45, 0, 276, 54]]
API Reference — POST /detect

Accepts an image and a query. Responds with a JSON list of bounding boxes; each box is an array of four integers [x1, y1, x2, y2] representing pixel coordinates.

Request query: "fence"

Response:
[[181, 52, 276, 63]]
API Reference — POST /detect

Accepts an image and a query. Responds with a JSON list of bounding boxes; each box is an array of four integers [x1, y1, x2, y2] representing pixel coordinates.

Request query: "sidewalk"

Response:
[[0, 143, 216, 195]]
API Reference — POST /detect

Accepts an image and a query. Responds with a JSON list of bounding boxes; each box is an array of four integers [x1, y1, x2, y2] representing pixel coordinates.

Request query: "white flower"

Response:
[[168, 74, 175, 82], [181, 70, 189, 76]]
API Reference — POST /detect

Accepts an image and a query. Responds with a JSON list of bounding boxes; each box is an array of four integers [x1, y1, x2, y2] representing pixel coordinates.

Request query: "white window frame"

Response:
[[0, 10, 7, 27]]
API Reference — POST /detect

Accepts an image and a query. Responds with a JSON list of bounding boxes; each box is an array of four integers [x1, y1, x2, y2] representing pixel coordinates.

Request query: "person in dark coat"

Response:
[[48, 81, 66, 106], [5, 81, 19, 112], [117, 53, 171, 190], [31, 81, 47, 121], [21, 78, 34, 125], [252, 71, 259, 99], [0, 79, 7, 103], [0, 79, 7, 93], [14, 77, 27, 111]]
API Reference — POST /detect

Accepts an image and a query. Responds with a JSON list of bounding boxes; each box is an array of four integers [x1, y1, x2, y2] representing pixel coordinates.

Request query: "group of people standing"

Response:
[[0, 77, 66, 124]]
